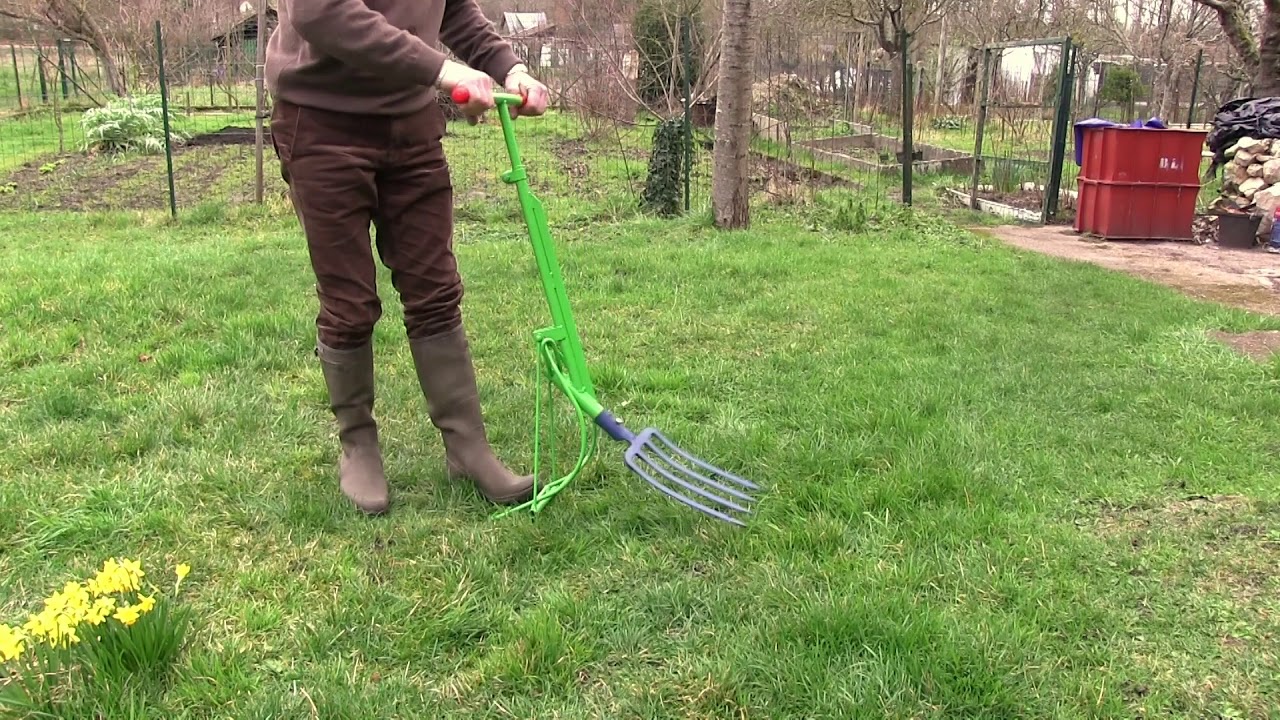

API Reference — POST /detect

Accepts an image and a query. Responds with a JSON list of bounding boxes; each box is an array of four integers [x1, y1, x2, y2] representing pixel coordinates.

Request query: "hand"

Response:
[[503, 65, 549, 119], [437, 60, 494, 125]]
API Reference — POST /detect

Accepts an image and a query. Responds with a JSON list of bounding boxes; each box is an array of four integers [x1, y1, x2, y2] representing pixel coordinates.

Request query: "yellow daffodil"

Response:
[[112, 604, 142, 628], [0, 624, 26, 662], [88, 558, 129, 597], [7, 557, 183, 653], [120, 558, 144, 589], [87, 557, 145, 597], [86, 597, 117, 626]]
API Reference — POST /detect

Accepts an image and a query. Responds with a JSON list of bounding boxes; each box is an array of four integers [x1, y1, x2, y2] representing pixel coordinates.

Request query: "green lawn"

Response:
[[1, 114, 1279, 718]]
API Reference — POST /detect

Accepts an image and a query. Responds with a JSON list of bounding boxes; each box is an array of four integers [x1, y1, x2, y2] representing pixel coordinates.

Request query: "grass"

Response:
[[1, 111, 1279, 716]]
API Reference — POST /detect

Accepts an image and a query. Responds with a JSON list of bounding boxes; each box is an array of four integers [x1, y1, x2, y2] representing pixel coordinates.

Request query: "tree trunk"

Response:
[[1257, 1, 1280, 95], [960, 47, 979, 105], [933, 15, 947, 110], [1193, 0, 1265, 90], [90, 38, 124, 96], [1152, 0, 1175, 117], [712, 0, 754, 230]]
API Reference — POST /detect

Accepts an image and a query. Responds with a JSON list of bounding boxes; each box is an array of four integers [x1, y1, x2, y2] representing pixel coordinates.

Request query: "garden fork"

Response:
[[451, 87, 761, 527]]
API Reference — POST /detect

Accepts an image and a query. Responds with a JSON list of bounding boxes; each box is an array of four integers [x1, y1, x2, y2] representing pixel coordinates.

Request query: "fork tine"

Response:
[[639, 432, 758, 505], [647, 430, 760, 492], [634, 445, 753, 514], [627, 452, 749, 526]]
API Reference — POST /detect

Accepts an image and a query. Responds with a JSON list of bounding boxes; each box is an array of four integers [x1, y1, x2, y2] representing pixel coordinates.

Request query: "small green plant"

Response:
[[0, 182, 15, 195], [811, 189, 877, 233], [823, 193, 870, 233], [930, 115, 967, 131], [81, 95, 187, 155], [39, 159, 66, 175], [989, 158, 1039, 194]]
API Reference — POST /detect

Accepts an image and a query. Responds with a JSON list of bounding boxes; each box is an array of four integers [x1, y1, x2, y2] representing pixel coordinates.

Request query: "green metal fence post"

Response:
[[969, 48, 991, 210], [156, 21, 178, 219], [1186, 48, 1204, 129], [1043, 37, 1075, 224], [901, 29, 913, 206], [10, 45, 22, 110], [681, 14, 693, 214]]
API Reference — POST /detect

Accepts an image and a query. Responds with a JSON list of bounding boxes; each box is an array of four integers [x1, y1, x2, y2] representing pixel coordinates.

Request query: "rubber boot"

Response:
[[317, 340, 390, 515], [408, 326, 534, 505]]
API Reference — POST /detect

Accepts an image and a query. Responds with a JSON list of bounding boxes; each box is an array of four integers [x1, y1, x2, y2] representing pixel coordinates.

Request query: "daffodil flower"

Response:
[[0, 624, 26, 662]]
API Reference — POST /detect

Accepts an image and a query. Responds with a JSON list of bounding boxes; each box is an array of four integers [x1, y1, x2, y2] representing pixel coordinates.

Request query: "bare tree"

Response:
[[556, 0, 723, 121], [1191, 0, 1280, 95], [0, 0, 126, 95], [713, 0, 756, 229], [810, 0, 951, 61], [0, 0, 233, 99]]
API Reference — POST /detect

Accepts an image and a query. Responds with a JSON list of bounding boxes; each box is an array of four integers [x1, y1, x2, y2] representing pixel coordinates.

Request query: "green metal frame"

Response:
[[1043, 36, 1076, 224], [968, 37, 1077, 224], [485, 94, 606, 519]]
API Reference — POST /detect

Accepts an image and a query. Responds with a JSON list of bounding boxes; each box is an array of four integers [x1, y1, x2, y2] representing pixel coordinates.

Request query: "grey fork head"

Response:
[[623, 428, 760, 527]]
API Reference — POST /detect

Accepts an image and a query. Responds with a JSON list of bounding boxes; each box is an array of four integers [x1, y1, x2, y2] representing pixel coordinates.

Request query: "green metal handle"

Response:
[[450, 87, 524, 107], [464, 87, 598, 412], [461, 83, 604, 520]]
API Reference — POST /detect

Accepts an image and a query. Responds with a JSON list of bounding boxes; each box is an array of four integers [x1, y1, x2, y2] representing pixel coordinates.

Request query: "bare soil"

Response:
[[985, 224, 1280, 316], [750, 153, 856, 190], [553, 138, 590, 180], [0, 143, 270, 213], [1207, 330, 1280, 361]]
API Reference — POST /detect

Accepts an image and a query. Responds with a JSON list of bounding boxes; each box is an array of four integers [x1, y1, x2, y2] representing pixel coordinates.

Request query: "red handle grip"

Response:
[[450, 86, 525, 106]]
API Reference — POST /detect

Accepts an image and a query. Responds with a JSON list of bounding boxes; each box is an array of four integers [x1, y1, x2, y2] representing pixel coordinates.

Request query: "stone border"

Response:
[[944, 188, 1041, 223]]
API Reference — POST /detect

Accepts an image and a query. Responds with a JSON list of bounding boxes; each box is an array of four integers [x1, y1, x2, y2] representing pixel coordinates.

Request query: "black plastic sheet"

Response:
[[1206, 97, 1280, 173]]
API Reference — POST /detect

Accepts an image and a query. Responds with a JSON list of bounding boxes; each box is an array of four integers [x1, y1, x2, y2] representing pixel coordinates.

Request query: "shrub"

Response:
[[930, 115, 967, 131], [1099, 67, 1145, 108], [81, 95, 187, 155], [633, 0, 707, 108]]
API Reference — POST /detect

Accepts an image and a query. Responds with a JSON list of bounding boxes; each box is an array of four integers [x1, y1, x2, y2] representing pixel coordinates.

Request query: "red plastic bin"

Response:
[[1074, 126, 1207, 241], [1078, 126, 1207, 185], [1074, 179, 1202, 241]]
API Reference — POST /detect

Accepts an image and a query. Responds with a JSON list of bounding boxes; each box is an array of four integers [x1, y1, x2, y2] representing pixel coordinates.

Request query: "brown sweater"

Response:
[[265, 0, 521, 116]]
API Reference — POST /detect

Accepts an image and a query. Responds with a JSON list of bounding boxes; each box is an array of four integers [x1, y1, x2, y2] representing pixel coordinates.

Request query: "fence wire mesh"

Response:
[[0, 22, 714, 220], [0, 16, 1234, 223]]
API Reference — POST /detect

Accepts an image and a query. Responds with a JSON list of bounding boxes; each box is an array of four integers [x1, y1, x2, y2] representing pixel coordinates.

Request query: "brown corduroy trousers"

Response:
[[271, 98, 464, 349]]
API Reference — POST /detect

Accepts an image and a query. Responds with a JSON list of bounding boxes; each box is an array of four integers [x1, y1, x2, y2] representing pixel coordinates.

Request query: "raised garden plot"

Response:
[[796, 132, 975, 176]]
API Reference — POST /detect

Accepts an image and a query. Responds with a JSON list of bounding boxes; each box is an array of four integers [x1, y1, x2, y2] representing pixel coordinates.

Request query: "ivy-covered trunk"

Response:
[[641, 117, 688, 217]]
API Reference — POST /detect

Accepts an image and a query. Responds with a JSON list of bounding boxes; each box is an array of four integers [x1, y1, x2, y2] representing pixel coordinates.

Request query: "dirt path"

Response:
[[983, 224, 1280, 316]]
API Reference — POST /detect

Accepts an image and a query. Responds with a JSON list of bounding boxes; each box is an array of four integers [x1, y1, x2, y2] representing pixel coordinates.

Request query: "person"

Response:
[[264, 0, 550, 515]]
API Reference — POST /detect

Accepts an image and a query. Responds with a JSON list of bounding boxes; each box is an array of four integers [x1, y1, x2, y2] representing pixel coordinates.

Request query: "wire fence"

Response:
[[0, 16, 1236, 225]]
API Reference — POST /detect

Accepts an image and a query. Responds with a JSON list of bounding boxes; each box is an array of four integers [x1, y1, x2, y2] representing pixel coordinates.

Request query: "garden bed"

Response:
[[796, 132, 975, 176], [945, 185, 1078, 225]]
